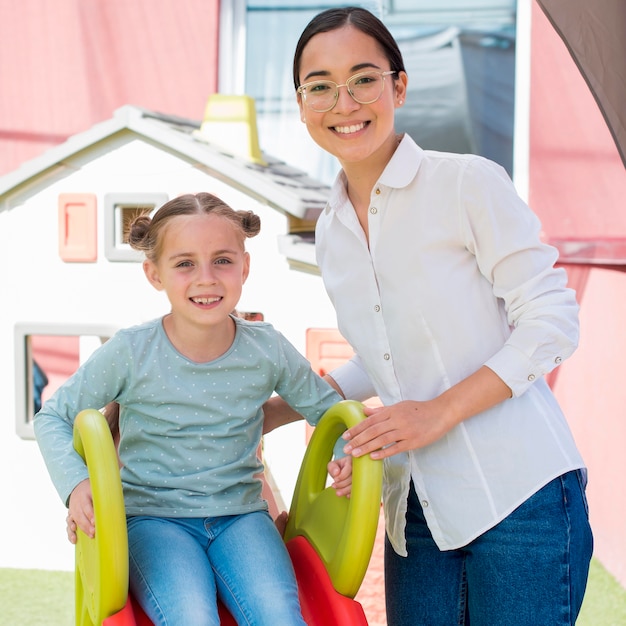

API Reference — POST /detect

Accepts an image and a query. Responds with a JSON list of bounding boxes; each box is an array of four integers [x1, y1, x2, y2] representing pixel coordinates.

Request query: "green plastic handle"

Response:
[[73, 409, 128, 626], [284, 400, 383, 598]]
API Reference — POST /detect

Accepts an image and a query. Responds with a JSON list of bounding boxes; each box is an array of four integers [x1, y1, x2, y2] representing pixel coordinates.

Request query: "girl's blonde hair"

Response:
[[128, 192, 261, 263]]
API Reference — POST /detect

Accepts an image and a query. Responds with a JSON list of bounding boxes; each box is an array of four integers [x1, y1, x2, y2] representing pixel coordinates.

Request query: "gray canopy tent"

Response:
[[536, 0, 626, 168]]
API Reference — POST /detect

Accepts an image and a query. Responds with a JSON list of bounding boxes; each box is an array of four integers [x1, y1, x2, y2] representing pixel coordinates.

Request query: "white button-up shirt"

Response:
[[316, 135, 585, 554]]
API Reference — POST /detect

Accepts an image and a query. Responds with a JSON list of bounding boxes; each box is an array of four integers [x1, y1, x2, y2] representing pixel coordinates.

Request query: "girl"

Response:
[[35, 192, 347, 626], [280, 6, 593, 625]]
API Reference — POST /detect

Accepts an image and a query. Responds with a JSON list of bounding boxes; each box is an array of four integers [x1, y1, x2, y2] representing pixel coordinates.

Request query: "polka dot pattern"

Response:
[[34, 316, 342, 515]]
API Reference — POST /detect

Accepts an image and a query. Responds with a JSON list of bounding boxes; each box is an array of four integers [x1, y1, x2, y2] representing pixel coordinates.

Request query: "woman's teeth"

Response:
[[334, 122, 366, 134]]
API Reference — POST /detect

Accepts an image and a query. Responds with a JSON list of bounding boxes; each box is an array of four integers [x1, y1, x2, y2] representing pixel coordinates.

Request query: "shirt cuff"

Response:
[[485, 344, 540, 398]]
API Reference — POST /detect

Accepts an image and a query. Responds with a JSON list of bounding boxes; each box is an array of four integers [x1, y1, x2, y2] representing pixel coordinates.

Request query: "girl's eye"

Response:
[[215, 258, 232, 265], [176, 261, 193, 268]]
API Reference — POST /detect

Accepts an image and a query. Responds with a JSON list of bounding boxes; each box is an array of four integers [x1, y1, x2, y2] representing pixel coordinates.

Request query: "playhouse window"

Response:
[[14, 324, 118, 440], [104, 193, 168, 262]]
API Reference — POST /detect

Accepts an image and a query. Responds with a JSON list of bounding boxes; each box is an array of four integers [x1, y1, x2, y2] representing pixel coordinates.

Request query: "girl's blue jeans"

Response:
[[127, 511, 306, 626], [385, 470, 593, 625]]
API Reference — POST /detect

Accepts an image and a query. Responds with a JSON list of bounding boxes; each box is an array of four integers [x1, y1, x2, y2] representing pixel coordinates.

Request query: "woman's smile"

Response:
[[332, 121, 368, 135]]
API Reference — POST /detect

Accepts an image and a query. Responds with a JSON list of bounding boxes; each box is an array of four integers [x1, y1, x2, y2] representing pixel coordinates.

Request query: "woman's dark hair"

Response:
[[128, 192, 260, 263], [293, 6, 406, 90]]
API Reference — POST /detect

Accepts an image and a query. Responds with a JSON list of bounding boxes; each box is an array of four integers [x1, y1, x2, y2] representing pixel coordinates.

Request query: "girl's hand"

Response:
[[274, 510, 289, 537], [67, 479, 95, 543], [328, 455, 352, 497], [65, 511, 78, 544]]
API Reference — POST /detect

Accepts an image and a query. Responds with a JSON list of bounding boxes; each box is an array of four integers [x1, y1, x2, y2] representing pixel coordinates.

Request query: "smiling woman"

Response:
[[280, 6, 592, 626]]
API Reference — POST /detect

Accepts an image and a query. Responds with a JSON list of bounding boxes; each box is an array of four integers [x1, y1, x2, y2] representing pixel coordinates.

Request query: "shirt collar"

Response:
[[378, 133, 423, 189], [326, 134, 424, 214]]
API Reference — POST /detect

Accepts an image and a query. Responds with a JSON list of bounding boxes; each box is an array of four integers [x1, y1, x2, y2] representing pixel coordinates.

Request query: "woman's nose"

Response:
[[334, 84, 360, 113]]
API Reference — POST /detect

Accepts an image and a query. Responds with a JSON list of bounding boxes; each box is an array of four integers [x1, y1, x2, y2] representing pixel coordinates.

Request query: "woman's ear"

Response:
[[143, 259, 164, 291], [395, 71, 408, 108]]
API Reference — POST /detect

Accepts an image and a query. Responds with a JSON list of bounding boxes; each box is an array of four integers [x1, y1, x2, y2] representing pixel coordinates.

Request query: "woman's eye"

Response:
[[215, 258, 232, 265], [176, 261, 193, 268], [310, 82, 332, 94]]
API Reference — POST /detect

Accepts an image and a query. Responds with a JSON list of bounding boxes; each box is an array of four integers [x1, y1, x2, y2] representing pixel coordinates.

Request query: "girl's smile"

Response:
[[190, 296, 222, 306]]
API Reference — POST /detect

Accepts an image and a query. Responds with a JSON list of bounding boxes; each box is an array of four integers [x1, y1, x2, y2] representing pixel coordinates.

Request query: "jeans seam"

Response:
[[457, 556, 468, 625], [129, 549, 168, 625], [213, 566, 252, 626], [560, 472, 575, 625]]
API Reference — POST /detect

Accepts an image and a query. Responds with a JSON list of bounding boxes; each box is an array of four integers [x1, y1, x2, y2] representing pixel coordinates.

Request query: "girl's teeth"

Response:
[[193, 297, 220, 304]]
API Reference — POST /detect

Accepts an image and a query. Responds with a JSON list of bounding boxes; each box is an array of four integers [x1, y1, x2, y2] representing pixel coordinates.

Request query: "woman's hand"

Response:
[[67, 479, 95, 544], [342, 366, 513, 459], [342, 400, 454, 459]]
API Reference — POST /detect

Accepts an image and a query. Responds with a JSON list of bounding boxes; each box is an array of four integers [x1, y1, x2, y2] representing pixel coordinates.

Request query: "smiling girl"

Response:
[[34, 192, 347, 626]]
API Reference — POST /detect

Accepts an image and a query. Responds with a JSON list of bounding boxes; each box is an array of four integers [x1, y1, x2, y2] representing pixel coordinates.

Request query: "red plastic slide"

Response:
[[74, 401, 382, 625]]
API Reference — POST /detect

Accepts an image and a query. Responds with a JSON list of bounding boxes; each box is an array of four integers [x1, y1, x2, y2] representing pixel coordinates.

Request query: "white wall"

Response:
[[0, 137, 337, 571]]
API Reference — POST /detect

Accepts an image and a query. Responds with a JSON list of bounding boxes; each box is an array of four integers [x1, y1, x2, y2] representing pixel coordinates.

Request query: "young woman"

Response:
[[284, 6, 593, 625], [34, 192, 348, 626]]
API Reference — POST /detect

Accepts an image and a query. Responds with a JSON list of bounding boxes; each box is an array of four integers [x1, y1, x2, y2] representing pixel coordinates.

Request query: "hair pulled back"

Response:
[[128, 192, 261, 263], [293, 6, 406, 90]]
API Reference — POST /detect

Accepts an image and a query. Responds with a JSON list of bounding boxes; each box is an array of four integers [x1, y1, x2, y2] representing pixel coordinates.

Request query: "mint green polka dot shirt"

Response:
[[34, 316, 342, 517]]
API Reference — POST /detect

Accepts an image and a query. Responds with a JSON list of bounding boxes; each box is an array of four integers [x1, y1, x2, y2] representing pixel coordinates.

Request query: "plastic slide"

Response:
[[72, 400, 383, 625]]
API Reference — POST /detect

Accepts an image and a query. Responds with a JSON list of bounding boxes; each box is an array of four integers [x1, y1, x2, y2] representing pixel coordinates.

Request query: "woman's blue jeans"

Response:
[[385, 470, 593, 625], [127, 511, 306, 626]]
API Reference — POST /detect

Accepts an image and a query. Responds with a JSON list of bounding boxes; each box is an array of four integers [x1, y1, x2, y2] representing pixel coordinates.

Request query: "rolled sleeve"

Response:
[[329, 354, 378, 401], [461, 158, 580, 396]]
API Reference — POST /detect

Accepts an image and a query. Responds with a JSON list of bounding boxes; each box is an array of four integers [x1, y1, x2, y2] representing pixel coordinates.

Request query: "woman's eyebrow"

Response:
[[302, 62, 382, 83], [302, 69, 331, 82]]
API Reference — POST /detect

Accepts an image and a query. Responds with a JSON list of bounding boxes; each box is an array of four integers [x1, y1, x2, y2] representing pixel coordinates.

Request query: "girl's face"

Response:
[[144, 213, 250, 333], [297, 25, 407, 169]]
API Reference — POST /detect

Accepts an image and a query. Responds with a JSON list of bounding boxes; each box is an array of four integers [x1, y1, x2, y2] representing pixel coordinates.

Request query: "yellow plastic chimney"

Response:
[[195, 94, 266, 165]]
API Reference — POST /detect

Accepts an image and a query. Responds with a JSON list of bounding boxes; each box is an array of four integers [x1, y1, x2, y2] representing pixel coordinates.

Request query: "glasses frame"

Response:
[[297, 70, 398, 113]]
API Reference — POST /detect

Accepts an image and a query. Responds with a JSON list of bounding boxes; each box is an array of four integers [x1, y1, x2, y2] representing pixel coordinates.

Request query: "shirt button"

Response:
[[370, 206, 378, 214], [374, 305, 381, 312], [383, 353, 390, 361], [528, 373, 536, 381], [555, 356, 562, 364], [421, 500, 429, 508], [375, 187, 381, 195]]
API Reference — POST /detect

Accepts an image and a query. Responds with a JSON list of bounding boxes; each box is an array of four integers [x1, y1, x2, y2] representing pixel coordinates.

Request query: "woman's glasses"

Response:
[[297, 70, 397, 113]]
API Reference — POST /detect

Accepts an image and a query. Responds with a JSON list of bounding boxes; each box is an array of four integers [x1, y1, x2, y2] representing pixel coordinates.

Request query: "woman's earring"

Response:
[[398, 99, 404, 105]]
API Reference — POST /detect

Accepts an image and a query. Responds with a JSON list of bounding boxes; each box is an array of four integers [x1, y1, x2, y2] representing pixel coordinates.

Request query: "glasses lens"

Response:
[[302, 81, 337, 112], [347, 72, 385, 104], [300, 71, 389, 112]]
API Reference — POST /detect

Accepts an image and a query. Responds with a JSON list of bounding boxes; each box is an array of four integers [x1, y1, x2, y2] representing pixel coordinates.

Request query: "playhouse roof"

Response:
[[0, 104, 330, 222], [0, 104, 324, 272]]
